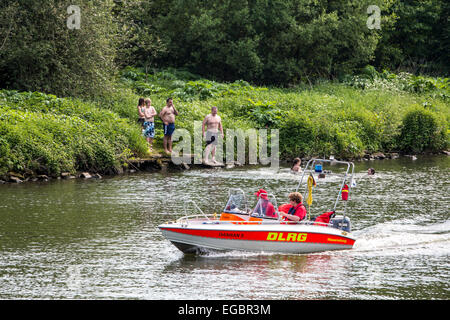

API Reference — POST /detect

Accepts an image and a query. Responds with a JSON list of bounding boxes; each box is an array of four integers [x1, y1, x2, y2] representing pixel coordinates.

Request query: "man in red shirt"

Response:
[[253, 189, 276, 218], [278, 192, 306, 222]]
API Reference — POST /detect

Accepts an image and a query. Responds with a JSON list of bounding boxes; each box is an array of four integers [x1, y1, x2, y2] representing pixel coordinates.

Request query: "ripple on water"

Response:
[[0, 156, 449, 299]]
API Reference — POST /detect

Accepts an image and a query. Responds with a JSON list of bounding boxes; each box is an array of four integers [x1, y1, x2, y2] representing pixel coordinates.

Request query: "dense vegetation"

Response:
[[120, 66, 448, 158], [1, 0, 448, 96], [0, 1, 448, 178], [0, 89, 147, 176], [0, 1, 117, 98], [116, 0, 449, 83], [1, 67, 447, 177]]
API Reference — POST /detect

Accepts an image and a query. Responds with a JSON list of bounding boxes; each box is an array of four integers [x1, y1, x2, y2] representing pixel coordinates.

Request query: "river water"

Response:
[[0, 156, 448, 300]]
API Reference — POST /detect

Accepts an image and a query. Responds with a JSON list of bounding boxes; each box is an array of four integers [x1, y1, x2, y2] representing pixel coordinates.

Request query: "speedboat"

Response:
[[159, 159, 356, 254]]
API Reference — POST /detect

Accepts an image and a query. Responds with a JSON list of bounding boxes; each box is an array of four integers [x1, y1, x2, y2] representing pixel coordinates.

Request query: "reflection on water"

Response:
[[0, 155, 448, 299]]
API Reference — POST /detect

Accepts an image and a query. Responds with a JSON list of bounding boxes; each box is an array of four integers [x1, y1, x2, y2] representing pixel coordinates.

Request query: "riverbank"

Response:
[[0, 68, 448, 180], [0, 151, 219, 184]]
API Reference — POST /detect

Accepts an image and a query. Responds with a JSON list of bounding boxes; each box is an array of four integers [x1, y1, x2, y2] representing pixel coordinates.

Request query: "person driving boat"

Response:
[[252, 189, 276, 218]]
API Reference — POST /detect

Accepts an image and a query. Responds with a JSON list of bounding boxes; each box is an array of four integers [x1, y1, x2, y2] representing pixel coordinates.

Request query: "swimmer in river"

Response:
[[291, 158, 302, 173]]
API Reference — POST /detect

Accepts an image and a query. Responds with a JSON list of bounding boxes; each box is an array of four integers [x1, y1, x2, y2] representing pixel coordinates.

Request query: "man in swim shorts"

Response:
[[202, 106, 224, 164], [159, 97, 178, 154]]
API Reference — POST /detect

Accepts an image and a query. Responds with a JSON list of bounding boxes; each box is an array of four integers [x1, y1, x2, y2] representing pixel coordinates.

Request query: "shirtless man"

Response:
[[202, 106, 224, 164], [159, 97, 178, 154], [142, 98, 157, 151]]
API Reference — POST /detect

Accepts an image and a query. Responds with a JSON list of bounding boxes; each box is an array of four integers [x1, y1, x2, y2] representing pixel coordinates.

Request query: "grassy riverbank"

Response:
[[0, 67, 448, 178], [120, 66, 449, 158], [0, 89, 148, 177]]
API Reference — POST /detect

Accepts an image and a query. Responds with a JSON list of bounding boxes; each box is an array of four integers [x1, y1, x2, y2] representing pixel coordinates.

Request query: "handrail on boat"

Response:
[[176, 214, 213, 224], [175, 214, 332, 228], [295, 158, 354, 226], [210, 219, 332, 227]]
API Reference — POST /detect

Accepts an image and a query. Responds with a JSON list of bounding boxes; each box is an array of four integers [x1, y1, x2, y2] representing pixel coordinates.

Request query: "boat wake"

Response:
[[352, 219, 450, 256]]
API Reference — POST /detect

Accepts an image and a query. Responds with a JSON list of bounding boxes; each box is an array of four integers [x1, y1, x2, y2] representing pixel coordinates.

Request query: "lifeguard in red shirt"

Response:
[[252, 189, 276, 218], [278, 192, 307, 222]]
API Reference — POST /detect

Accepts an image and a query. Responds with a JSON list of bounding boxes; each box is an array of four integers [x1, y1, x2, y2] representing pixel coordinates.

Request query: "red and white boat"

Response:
[[159, 159, 356, 254]]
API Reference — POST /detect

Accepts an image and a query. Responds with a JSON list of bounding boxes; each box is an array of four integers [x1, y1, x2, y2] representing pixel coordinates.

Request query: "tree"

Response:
[[143, 0, 385, 84], [0, 0, 117, 98], [374, 0, 449, 76], [113, 0, 166, 73]]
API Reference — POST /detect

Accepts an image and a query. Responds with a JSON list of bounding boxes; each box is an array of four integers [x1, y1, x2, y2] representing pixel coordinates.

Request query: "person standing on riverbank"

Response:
[[137, 97, 145, 127], [143, 98, 157, 152], [159, 97, 178, 154], [202, 106, 224, 165]]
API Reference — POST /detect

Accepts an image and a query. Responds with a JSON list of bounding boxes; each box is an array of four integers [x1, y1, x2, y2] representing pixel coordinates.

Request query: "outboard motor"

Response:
[[330, 215, 351, 232]]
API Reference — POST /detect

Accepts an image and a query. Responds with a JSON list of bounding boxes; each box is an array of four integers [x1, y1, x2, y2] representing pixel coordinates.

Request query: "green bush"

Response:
[[397, 107, 448, 153], [279, 112, 315, 158], [0, 89, 148, 176], [0, 136, 12, 175]]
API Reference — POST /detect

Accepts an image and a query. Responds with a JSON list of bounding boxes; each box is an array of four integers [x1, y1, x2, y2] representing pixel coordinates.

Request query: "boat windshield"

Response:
[[223, 191, 247, 214]]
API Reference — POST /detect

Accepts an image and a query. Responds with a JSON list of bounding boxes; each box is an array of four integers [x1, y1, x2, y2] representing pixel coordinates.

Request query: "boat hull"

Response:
[[159, 222, 356, 254]]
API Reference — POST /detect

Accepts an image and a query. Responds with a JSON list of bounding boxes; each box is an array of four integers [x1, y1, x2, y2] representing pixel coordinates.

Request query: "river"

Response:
[[0, 155, 448, 299]]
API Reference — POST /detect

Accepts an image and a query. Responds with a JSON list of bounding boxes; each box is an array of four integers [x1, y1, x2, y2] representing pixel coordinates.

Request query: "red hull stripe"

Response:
[[161, 227, 355, 246]]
